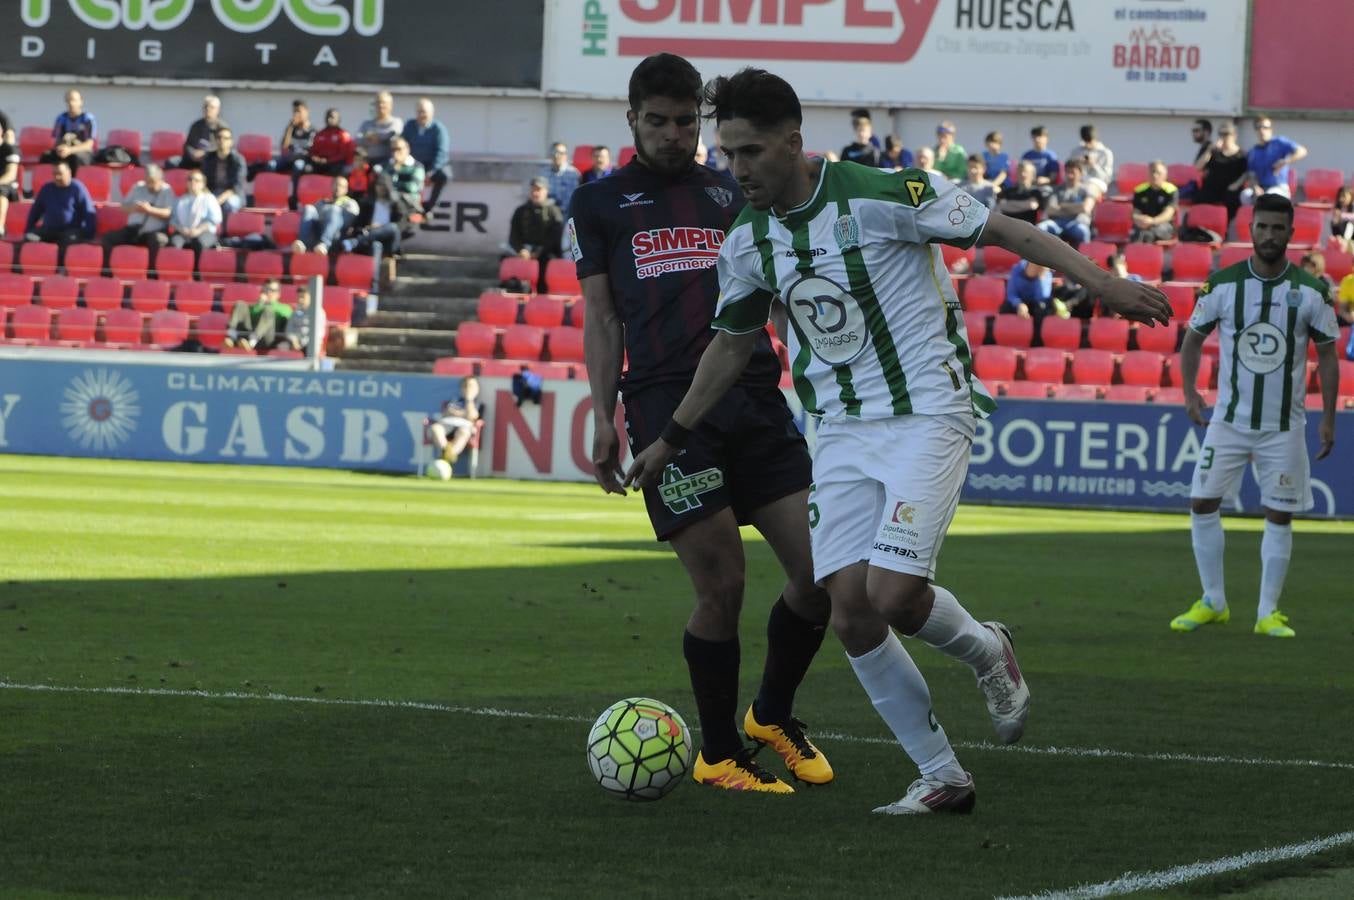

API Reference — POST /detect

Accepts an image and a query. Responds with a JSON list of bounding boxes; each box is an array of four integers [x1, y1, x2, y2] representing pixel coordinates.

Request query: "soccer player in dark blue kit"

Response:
[[569, 53, 832, 794]]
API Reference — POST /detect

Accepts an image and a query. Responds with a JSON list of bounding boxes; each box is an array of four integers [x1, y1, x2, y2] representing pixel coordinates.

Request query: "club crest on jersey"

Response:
[[705, 186, 733, 208], [833, 214, 860, 252]]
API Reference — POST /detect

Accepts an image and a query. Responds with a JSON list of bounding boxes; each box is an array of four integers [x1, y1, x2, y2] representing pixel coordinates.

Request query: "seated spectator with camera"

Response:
[[428, 377, 483, 467]]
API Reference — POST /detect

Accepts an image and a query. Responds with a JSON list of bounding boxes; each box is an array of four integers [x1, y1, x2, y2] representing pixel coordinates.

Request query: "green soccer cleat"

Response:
[[1170, 599, 1229, 632], [1254, 611, 1295, 638]]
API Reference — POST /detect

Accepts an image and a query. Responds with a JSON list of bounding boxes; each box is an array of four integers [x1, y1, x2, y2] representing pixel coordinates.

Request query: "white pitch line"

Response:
[[4, 681, 1354, 774], [997, 830, 1354, 900]]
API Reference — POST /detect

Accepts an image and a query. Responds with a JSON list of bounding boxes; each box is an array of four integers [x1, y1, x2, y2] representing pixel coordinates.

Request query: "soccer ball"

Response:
[[427, 459, 452, 481], [586, 697, 691, 801]]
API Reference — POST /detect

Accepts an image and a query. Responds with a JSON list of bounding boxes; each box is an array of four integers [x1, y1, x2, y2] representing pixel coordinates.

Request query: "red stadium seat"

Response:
[[198, 249, 240, 284], [546, 325, 585, 363], [96, 204, 129, 236], [117, 165, 146, 198], [153, 246, 194, 282], [63, 243, 104, 279], [335, 253, 375, 290], [296, 174, 333, 208], [55, 306, 97, 344], [172, 280, 215, 316], [455, 321, 497, 358], [106, 245, 149, 281], [226, 211, 266, 239], [1232, 205, 1254, 242], [477, 291, 520, 326], [991, 314, 1034, 348], [1185, 204, 1228, 241], [982, 245, 1020, 276], [963, 311, 988, 346], [1119, 351, 1166, 386], [19, 241, 58, 277], [1170, 243, 1213, 282], [320, 286, 356, 325], [1088, 317, 1130, 352], [1339, 360, 1354, 398], [30, 165, 58, 196], [129, 278, 171, 312], [1092, 201, 1133, 242], [194, 310, 229, 349], [479, 359, 534, 377], [219, 282, 258, 307], [1038, 316, 1081, 350], [162, 168, 190, 195], [1302, 168, 1344, 205], [37, 275, 79, 309], [1153, 386, 1186, 405], [1217, 245, 1252, 269], [571, 144, 594, 175], [1103, 384, 1152, 403], [618, 146, 637, 166], [523, 294, 566, 328], [1052, 383, 1100, 401], [1166, 163, 1198, 192], [0, 274, 35, 306], [0, 242, 12, 271], [251, 173, 292, 210], [544, 258, 580, 295], [1022, 347, 1067, 383], [1133, 320, 1180, 354], [149, 309, 189, 347], [79, 166, 113, 203], [104, 129, 142, 162], [1161, 282, 1197, 320], [433, 357, 477, 377], [565, 295, 585, 327], [149, 130, 186, 165], [1114, 162, 1150, 198], [973, 345, 1017, 382], [244, 250, 284, 283], [1166, 354, 1214, 390], [1003, 380, 1054, 399], [82, 277, 123, 311], [101, 307, 144, 344], [502, 324, 546, 360], [289, 251, 329, 284], [940, 243, 975, 273], [498, 256, 537, 286], [962, 276, 1005, 314], [237, 133, 274, 167], [18, 126, 51, 164], [1291, 207, 1323, 248], [1078, 240, 1116, 269], [1071, 348, 1115, 385], [1324, 249, 1353, 283], [5, 201, 31, 238], [9, 303, 52, 342], [526, 361, 571, 380], [271, 210, 301, 247], [1123, 243, 1164, 281]]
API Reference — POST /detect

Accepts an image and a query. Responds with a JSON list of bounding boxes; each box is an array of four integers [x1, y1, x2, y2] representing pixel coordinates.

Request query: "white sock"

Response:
[[1191, 511, 1227, 612], [912, 584, 1000, 673], [1258, 520, 1292, 620], [847, 632, 963, 781]]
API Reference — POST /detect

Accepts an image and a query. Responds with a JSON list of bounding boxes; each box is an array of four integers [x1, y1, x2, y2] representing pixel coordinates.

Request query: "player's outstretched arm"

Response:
[[581, 273, 627, 495], [978, 211, 1172, 326], [624, 329, 758, 491], [1315, 340, 1339, 460], [1180, 327, 1209, 427]]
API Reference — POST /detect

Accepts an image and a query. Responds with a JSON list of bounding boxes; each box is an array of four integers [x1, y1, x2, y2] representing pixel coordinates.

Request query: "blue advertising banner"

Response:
[[964, 400, 1354, 518]]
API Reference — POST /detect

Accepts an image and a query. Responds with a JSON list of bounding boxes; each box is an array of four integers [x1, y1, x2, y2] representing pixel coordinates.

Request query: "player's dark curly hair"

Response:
[[1254, 192, 1295, 223], [628, 53, 703, 111], [703, 68, 802, 129]]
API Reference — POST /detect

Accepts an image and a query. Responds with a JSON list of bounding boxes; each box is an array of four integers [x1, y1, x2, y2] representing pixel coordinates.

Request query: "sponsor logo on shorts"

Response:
[[892, 502, 915, 524], [1278, 473, 1293, 487], [659, 463, 724, 514], [632, 227, 723, 279], [873, 541, 920, 560]]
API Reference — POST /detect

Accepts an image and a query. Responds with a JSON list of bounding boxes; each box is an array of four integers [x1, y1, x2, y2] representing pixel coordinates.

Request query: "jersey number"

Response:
[[1200, 446, 1215, 471]]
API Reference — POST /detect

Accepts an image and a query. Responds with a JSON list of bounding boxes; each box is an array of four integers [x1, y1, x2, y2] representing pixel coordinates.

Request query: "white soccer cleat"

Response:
[[976, 622, 1030, 744], [872, 771, 976, 815]]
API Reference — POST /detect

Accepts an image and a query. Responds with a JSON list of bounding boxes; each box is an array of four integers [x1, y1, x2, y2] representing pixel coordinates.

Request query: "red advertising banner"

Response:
[[1248, 0, 1354, 112]]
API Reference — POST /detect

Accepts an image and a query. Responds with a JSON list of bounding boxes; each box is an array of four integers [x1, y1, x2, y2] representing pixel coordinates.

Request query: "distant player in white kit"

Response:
[[625, 68, 1173, 814], [1170, 193, 1340, 638]]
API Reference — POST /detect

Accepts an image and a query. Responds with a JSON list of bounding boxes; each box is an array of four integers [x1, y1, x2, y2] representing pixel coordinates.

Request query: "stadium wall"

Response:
[[2, 360, 1350, 518]]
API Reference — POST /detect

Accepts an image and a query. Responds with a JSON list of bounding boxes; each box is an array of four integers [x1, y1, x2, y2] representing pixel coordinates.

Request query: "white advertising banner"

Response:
[[550, 0, 1246, 113]]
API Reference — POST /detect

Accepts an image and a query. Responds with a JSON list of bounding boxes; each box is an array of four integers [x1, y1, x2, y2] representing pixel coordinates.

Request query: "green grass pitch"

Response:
[[1, 454, 1352, 899]]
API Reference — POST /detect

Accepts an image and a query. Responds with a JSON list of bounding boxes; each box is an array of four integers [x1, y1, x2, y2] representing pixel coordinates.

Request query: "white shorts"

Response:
[[808, 414, 973, 583], [1191, 419, 1312, 512]]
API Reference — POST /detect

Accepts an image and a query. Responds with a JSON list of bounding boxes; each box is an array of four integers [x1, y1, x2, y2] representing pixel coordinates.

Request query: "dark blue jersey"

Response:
[[567, 158, 782, 394]]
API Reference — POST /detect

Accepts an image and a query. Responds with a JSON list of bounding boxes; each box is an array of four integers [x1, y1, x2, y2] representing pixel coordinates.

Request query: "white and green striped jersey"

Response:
[[1189, 260, 1339, 432], [711, 161, 995, 422]]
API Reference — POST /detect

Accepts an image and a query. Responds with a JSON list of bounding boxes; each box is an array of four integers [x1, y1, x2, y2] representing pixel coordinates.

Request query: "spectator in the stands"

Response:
[[982, 131, 1009, 189], [840, 109, 882, 167], [168, 170, 222, 259], [1022, 125, 1060, 186], [1300, 251, 1333, 288], [582, 145, 615, 184], [914, 146, 937, 175], [308, 108, 355, 177], [279, 285, 325, 355], [102, 163, 175, 259], [402, 97, 451, 211], [41, 89, 96, 174], [540, 141, 580, 212], [274, 99, 314, 179], [293, 174, 360, 255], [388, 136, 426, 218], [24, 160, 96, 252], [357, 90, 403, 173], [179, 95, 228, 169], [997, 161, 1046, 225], [1191, 119, 1212, 163], [1108, 251, 1142, 284], [1003, 260, 1055, 320], [0, 112, 18, 239], [1037, 159, 1095, 246], [506, 176, 563, 292], [1336, 272, 1354, 329], [933, 121, 967, 183], [1065, 124, 1113, 198], [428, 377, 483, 466], [1242, 117, 1306, 201], [957, 154, 997, 210], [879, 135, 912, 172], [341, 175, 405, 259], [224, 278, 291, 350], [1130, 160, 1178, 243], [1330, 187, 1354, 256], [1192, 120, 1247, 218], [203, 127, 247, 218]]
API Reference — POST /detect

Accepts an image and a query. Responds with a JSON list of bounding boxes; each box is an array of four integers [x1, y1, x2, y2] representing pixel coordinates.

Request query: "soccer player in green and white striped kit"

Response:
[[626, 68, 1173, 815], [1171, 193, 1340, 639]]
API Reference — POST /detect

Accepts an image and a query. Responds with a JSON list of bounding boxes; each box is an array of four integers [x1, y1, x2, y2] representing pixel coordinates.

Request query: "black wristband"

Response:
[[660, 419, 692, 448]]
